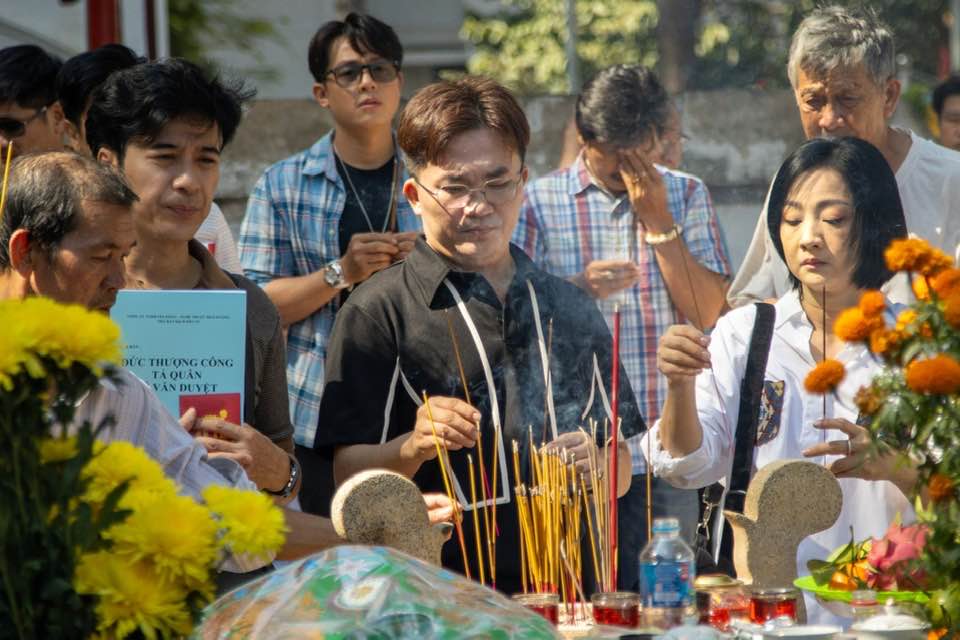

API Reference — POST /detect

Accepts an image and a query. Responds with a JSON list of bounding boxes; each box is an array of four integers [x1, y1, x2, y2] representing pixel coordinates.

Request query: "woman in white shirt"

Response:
[[643, 137, 917, 623]]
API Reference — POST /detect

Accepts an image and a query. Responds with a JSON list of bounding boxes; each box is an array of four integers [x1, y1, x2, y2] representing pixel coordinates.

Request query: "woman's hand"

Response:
[[657, 324, 711, 385], [803, 418, 918, 494]]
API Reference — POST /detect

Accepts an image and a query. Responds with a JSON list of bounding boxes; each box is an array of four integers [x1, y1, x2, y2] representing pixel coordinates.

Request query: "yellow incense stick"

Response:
[[423, 392, 471, 580], [0, 142, 13, 222], [467, 454, 486, 586], [489, 423, 500, 585]]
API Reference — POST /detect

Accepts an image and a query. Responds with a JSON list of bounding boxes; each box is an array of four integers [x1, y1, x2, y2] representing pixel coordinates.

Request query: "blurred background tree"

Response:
[[168, 0, 285, 83], [462, 0, 951, 97]]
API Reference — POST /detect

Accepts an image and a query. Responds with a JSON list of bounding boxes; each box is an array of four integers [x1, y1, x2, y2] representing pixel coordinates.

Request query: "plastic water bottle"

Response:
[[639, 517, 696, 630]]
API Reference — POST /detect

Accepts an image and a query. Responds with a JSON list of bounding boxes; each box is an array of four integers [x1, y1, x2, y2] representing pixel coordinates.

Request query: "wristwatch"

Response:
[[323, 259, 349, 289], [264, 453, 300, 498]]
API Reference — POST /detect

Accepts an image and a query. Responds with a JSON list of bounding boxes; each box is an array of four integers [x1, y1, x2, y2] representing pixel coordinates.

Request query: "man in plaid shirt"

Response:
[[515, 65, 731, 588], [239, 14, 419, 515]]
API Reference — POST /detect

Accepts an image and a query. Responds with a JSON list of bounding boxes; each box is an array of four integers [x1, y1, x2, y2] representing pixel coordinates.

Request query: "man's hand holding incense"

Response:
[[545, 430, 599, 478], [186, 412, 294, 501], [341, 231, 401, 285], [573, 259, 639, 300], [402, 396, 479, 464], [391, 231, 419, 262]]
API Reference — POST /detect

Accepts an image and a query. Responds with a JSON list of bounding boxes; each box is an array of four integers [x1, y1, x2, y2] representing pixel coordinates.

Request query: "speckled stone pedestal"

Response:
[[725, 459, 843, 623], [330, 469, 448, 566]]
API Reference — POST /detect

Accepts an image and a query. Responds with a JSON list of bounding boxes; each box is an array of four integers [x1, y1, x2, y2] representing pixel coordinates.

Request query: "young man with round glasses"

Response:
[[316, 77, 643, 593], [0, 45, 66, 160], [239, 13, 420, 516]]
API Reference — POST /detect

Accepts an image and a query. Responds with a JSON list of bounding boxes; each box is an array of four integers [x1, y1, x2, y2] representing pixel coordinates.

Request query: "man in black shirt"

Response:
[[317, 77, 644, 594]]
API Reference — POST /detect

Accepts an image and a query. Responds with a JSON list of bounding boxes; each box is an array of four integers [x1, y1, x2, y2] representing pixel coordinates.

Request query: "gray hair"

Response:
[[0, 152, 138, 269], [787, 5, 895, 88]]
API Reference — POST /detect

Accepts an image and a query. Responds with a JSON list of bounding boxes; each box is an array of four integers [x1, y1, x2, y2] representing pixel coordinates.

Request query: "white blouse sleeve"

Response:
[[641, 304, 756, 489]]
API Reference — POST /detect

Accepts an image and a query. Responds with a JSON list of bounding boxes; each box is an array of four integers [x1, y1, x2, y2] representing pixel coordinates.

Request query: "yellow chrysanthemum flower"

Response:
[[75, 551, 193, 639], [83, 441, 177, 507], [39, 435, 78, 464], [0, 298, 122, 384], [203, 485, 287, 558], [107, 491, 219, 590]]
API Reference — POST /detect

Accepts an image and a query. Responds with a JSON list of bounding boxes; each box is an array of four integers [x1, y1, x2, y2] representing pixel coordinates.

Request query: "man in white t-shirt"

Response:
[[728, 5, 960, 307]]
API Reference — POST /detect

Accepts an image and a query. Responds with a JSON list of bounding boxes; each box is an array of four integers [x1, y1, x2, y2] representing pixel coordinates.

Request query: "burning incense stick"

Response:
[[423, 391, 471, 580], [467, 454, 486, 585], [542, 317, 554, 443], [0, 142, 13, 222], [608, 304, 621, 591]]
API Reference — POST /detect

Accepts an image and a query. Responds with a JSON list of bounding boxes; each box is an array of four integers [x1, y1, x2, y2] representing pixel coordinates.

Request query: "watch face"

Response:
[[324, 262, 343, 288]]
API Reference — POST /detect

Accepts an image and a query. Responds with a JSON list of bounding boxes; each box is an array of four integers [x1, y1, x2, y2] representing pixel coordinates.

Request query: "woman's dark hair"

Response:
[[575, 64, 669, 148], [308, 13, 403, 83], [85, 58, 254, 160], [767, 137, 907, 291], [56, 44, 144, 127]]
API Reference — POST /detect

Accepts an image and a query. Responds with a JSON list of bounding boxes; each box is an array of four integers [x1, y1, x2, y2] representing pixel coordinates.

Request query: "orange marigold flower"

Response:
[[858, 290, 886, 317], [869, 328, 900, 355], [919, 248, 954, 277], [885, 238, 935, 272], [920, 322, 934, 338], [805, 359, 846, 394], [834, 307, 884, 342], [928, 473, 956, 503], [905, 355, 960, 394], [854, 386, 883, 416], [913, 276, 931, 301], [944, 294, 960, 329], [931, 268, 960, 299], [896, 309, 917, 332]]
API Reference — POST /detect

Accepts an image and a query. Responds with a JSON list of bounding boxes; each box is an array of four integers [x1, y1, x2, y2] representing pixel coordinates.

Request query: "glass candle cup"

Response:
[[512, 592, 560, 625], [591, 591, 641, 628], [694, 574, 750, 631], [749, 587, 799, 624]]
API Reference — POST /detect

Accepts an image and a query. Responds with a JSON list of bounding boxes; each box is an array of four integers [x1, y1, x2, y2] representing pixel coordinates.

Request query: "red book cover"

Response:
[[179, 392, 242, 424]]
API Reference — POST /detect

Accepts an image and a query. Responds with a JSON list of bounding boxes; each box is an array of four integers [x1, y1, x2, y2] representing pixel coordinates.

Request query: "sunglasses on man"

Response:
[[325, 60, 400, 88], [0, 105, 48, 139]]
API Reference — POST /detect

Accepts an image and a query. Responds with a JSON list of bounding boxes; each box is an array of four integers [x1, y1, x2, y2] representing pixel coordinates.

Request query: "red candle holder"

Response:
[[512, 592, 560, 625], [749, 587, 799, 624], [591, 591, 641, 628]]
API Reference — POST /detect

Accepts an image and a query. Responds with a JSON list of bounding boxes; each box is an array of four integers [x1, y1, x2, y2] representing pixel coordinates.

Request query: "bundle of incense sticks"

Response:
[[608, 304, 621, 591], [444, 311, 500, 587], [514, 437, 602, 616]]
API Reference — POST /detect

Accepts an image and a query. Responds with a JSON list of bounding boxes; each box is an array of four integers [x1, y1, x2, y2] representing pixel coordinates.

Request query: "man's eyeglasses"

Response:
[[325, 60, 400, 88], [0, 105, 48, 139], [416, 171, 524, 210]]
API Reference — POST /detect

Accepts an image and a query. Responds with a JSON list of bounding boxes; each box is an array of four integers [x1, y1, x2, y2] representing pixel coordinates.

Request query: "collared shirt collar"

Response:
[[301, 132, 340, 182], [189, 238, 237, 290], [405, 236, 538, 307]]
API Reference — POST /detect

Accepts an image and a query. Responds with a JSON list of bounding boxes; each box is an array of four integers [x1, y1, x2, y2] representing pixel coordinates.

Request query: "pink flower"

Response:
[[866, 522, 928, 591]]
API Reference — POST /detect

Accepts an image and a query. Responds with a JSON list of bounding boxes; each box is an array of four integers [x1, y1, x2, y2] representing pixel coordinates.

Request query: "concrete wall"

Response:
[[218, 88, 923, 272]]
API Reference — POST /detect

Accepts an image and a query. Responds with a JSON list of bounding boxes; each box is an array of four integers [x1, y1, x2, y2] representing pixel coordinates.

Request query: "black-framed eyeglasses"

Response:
[[0, 105, 48, 139], [325, 60, 400, 88], [415, 169, 525, 211]]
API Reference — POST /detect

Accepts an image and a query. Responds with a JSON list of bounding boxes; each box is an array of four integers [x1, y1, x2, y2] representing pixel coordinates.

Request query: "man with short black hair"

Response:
[[0, 45, 65, 159], [728, 5, 960, 306], [318, 76, 641, 594], [933, 74, 960, 152], [239, 13, 420, 515], [515, 65, 731, 588]]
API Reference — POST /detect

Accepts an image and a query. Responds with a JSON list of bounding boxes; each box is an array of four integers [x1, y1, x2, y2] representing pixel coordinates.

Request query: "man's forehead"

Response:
[[329, 37, 383, 66], [797, 65, 874, 93], [135, 117, 221, 149]]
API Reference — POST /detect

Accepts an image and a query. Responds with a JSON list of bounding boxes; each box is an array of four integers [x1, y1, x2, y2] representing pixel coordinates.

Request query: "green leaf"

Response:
[[807, 559, 836, 586]]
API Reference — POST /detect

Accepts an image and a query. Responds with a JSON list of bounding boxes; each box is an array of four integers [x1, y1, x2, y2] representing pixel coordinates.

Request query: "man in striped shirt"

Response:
[[515, 65, 731, 588]]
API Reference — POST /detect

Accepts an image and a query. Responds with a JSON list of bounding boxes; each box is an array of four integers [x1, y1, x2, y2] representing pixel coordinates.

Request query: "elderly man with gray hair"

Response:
[[727, 5, 960, 306]]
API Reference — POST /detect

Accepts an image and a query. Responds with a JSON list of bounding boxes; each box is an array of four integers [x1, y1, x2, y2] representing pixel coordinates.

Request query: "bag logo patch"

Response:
[[755, 380, 785, 445]]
